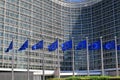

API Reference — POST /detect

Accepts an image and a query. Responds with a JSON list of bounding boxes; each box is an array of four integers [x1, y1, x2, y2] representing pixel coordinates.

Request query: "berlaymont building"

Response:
[[0, 0, 120, 80]]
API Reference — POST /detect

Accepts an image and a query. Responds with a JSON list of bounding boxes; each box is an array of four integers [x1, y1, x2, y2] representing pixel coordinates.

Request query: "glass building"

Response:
[[0, 0, 64, 80], [0, 0, 120, 79], [61, 0, 120, 76]]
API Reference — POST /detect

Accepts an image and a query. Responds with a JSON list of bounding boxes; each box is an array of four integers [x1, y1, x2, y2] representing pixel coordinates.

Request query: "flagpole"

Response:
[[12, 37, 14, 80], [100, 36, 104, 76], [72, 37, 75, 76], [41, 0, 45, 79], [115, 36, 119, 76], [27, 38, 30, 80], [42, 37, 45, 80], [69, 0, 74, 76], [86, 37, 90, 76], [57, 38, 60, 78]]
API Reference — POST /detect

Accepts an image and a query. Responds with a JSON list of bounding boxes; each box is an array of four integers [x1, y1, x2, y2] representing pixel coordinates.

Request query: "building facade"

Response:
[[61, 0, 120, 76], [0, 0, 120, 79], [0, 0, 65, 79]]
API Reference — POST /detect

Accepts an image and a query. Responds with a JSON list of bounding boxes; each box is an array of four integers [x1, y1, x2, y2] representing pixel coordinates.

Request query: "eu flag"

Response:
[[89, 40, 101, 50], [18, 40, 28, 51], [48, 40, 58, 51], [5, 40, 13, 52], [32, 40, 43, 50], [76, 40, 86, 50], [61, 40, 72, 51], [117, 45, 120, 50], [103, 40, 115, 50]]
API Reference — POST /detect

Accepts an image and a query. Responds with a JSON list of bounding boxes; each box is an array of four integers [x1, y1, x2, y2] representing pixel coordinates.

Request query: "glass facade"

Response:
[[0, 0, 64, 71], [61, 0, 120, 73], [0, 0, 120, 75]]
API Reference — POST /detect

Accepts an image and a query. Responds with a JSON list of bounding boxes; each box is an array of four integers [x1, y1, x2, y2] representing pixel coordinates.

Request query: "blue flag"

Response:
[[48, 40, 58, 51], [76, 40, 86, 50], [32, 40, 43, 50], [18, 40, 28, 51], [89, 40, 101, 50], [103, 40, 115, 50], [5, 40, 13, 52], [61, 40, 72, 51], [117, 45, 120, 50]]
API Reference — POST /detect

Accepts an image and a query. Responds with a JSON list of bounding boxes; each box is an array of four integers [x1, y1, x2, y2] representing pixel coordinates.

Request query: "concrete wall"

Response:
[[33, 75, 42, 80], [0, 71, 33, 80], [33, 75, 54, 80], [107, 71, 120, 76]]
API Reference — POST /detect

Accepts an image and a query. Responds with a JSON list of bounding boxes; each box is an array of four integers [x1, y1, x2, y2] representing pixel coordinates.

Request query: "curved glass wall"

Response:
[[61, 0, 120, 73], [0, 0, 120, 75]]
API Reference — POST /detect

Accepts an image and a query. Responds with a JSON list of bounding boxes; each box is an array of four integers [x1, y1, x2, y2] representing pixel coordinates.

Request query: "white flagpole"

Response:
[[86, 37, 90, 76], [57, 38, 60, 78], [41, 0, 45, 79], [27, 38, 30, 80], [115, 36, 119, 76], [100, 36, 104, 76], [42, 37, 45, 80], [69, 0, 74, 76], [12, 37, 14, 80], [72, 37, 75, 76]]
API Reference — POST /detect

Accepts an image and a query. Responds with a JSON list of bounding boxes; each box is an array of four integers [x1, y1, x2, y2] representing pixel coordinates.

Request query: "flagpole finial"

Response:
[[28, 34, 32, 40], [55, 36, 58, 39], [42, 34, 44, 38], [86, 37, 88, 39], [100, 36, 102, 38], [12, 36, 15, 40]]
